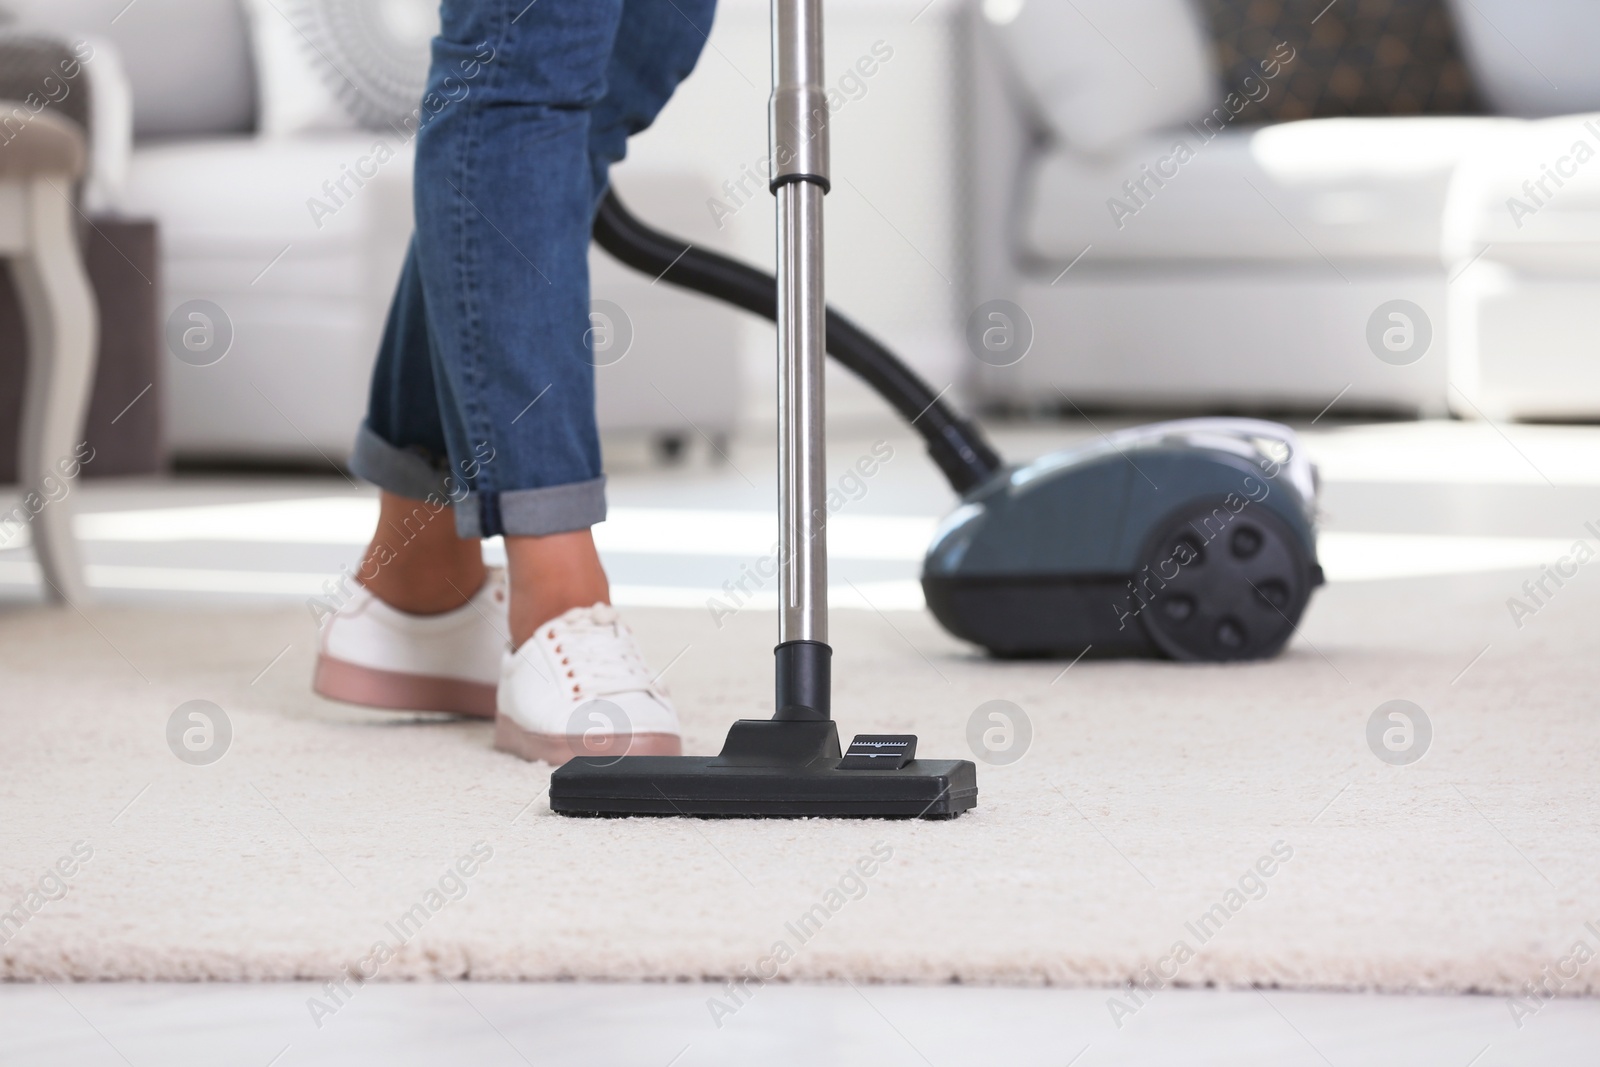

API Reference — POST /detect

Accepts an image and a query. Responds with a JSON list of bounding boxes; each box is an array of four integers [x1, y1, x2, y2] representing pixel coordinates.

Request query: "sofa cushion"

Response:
[[121, 135, 417, 457], [981, 0, 1218, 155], [238, 0, 361, 137], [120, 135, 414, 293], [1201, 0, 1481, 120], [1444, 113, 1600, 260], [4, 0, 253, 139], [1022, 115, 1511, 266]]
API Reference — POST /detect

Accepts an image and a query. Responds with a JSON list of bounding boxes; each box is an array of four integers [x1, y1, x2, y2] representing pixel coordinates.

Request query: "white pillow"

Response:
[[239, 0, 360, 136], [981, 0, 1219, 155], [241, 0, 438, 137], [1447, 0, 1600, 117]]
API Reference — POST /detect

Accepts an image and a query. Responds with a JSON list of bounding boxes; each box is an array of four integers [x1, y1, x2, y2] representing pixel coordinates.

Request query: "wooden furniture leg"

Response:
[[13, 177, 98, 603]]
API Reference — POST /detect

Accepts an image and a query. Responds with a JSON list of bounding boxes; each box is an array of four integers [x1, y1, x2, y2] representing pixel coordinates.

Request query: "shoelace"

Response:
[[543, 606, 658, 699]]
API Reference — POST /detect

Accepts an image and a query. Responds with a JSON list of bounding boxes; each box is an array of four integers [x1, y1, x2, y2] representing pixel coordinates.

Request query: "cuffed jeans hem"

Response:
[[348, 423, 460, 503], [455, 476, 608, 539]]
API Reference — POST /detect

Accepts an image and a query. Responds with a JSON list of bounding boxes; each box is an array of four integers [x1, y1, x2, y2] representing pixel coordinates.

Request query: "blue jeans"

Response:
[[351, 0, 716, 538]]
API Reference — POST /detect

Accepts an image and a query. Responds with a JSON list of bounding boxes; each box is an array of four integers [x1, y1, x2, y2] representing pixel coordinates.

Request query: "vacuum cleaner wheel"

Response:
[[1135, 500, 1313, 662]]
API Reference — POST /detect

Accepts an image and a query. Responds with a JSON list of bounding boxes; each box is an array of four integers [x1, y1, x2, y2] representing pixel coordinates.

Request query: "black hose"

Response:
[[592, 189, 1005, 494]]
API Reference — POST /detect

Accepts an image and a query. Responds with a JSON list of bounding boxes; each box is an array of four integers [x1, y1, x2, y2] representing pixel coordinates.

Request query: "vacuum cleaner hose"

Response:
[[592, 190, 1005, 494]]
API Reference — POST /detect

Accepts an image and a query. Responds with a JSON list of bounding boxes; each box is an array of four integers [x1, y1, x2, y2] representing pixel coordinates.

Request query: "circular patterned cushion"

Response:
[[1200, 0, 1483, 120]]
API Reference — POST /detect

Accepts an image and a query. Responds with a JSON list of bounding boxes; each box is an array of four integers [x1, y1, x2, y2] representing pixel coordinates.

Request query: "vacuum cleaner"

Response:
[[551, 0, 979, 819], [553, 0, 1326, 819], [586, 108, 1325, 661]]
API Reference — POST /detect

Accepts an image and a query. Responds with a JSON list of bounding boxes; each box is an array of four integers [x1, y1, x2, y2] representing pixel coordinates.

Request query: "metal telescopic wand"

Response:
[[769, 0, 832, 721]]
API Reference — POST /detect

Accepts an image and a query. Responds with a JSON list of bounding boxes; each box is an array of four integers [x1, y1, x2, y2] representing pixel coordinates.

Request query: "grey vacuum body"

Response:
[[922, 418, 1323, 661]]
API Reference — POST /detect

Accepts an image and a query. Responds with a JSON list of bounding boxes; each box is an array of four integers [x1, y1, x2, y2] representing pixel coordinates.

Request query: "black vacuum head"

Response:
[[550, 720, 977, 819]]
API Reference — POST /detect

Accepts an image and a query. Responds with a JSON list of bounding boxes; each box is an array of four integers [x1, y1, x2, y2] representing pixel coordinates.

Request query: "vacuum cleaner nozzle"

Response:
[[549, 719, 977, 819]]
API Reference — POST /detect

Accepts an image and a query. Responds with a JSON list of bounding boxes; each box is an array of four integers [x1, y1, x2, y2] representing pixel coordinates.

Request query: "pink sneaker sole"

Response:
[[493, 713, 682, 766], [313, 654, 497, 719]]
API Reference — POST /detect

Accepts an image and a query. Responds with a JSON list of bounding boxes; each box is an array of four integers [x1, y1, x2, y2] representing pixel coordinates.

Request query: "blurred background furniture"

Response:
[[0, 217, 165, 483], [589, 173, 741, 458], [0, 104, 96, 601], [5, 0, 412, 464], [8, 0, 1600, 474], [1441, 1, 1600, 421], [9, 0, 742, 465], [1443, 111, 1600, 421], [963, 0, 1600, 420], [0, 28, 165, 489]]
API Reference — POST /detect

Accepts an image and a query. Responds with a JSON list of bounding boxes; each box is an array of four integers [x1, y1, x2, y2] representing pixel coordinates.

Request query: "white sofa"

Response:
[[24, 0, 1600, 452], [963, 0, 1600, 420], [1444, 112, 1600, 421], [9, 0, 740, 462]]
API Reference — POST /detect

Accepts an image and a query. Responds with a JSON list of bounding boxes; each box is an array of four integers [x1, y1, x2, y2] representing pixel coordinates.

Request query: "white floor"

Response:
[[4, 981, 1598, 1066], [5, 414, 1600, 1059]]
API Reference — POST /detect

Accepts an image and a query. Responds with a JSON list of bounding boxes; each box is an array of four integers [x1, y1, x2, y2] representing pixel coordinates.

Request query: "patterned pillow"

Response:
[[1199, 0, 1483, 121]]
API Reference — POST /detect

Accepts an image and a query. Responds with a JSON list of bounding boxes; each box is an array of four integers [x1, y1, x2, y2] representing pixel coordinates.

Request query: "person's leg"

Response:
[[320, 242, 505, 718], [409, 0, 627, 649], [494, 0, 719, 646], [584, 0, 717, 204], [330, 0, 715, 741], [359, 490, 486, 614], [347, 0, 716, 645], [351, 243, 486, 615], [411, 0, 715, 650], [503, 532, 608, 645]]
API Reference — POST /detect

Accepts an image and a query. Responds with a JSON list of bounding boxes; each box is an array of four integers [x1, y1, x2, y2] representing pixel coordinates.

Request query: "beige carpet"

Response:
[[2, 573, 1597, 998]]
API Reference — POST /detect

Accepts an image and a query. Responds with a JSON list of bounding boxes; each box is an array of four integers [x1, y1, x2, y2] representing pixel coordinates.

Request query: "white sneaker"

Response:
[[313, 568, 508, 718], [494, 603, 682, 765]]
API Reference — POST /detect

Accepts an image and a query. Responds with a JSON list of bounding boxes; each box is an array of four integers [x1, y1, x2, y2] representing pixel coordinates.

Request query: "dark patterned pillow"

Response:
[[1199, 0, 1483, 121]]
